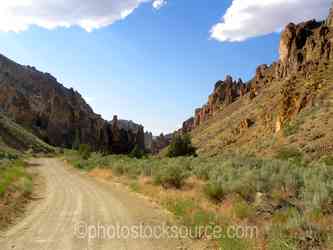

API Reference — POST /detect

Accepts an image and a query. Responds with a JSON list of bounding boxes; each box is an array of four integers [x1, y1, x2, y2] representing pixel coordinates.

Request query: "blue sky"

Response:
[[0, 0, 330, 134]]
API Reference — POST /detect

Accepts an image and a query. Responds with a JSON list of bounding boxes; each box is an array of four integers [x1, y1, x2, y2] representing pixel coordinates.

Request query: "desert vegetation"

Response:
[[166, 133, 197, 158], [0, 112, 55, 154], [0, 159, 32, 197], [64, 148, 333, 249], [0, 152, 33, 228]]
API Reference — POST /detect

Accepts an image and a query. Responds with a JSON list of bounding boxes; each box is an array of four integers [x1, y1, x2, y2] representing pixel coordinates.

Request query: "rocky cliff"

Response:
[[182, 7, 333, 158], [109, 116, 145, 153], [186, 76, 248, 131], [183, 8, 333, 133], [0, 55, 145, 153]]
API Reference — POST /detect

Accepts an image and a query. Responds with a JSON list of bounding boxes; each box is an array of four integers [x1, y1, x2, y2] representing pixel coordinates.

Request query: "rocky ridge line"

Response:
[[0, 56, 145, 153], [182, 6, 333, 134]]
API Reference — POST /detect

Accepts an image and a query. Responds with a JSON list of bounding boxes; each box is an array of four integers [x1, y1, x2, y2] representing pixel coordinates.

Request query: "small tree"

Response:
[[129, 145, 145, 159], [78, 144, 91, 160], [167, 133, 196, 158]]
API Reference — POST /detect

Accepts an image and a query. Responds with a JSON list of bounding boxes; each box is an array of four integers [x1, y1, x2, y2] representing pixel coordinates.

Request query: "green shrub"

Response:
[[204, 160, 258, 202], [272, 208, 297, 225], [163, 198, 196, 218], [137, 159, 155, 177], [0, 160, 29, 197], [233, 198, 255, 220], [283, 121, 300, 136], [191, 210, 218, 227], [320, 155, 333, 166], [219, 237, 253, 250], [192, 158, 215, 180], [301, 165, 333, 213], [153, 160, 190, 189], [129, 181, 140, 192], [114, 158, 141, 177], [21, 176, 33, 195], [0, 151, 18, 160], [276, 147, 304, 165], [229, 178, 257, 202], [72, 159, 88, 170], [67, 152, 103, 170], [78, 144, 91, 160], [111, 161, 125, 175], [59, 150, 333, 249], [267, 225, 297, 250], [260, 161, 304, 200], [204, 181, 225, 202], [129, 145, 146, 159], [167, 134, 197, 158], [188, 210, 220, 239], [163, 198, 223, 239], [268, 217, 327, 250]]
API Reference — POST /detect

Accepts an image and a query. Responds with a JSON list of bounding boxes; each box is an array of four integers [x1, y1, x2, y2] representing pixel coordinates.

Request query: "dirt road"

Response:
[[0, 158, 191, 250]]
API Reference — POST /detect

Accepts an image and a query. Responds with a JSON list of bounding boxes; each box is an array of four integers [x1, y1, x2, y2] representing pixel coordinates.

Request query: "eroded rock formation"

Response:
[[183, 7, 333, 133], [109, 116, 145, 154], [182, 117, 194, 133], [193, 76, 248, 128], [0, 56, 145, 153]]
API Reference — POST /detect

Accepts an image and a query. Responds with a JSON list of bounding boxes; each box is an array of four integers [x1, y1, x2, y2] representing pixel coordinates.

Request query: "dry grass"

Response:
[[190, 63, 333, 160], [64, 150, 333, 249], [0, 159, 33, 229], [0, 112, 55, 154]]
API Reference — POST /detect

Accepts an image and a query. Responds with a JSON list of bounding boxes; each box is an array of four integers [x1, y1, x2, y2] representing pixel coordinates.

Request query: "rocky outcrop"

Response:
[[183, 7, 333, 133], [256, 14, 332, 88], [109, 116, 145, 154], [240, 118, 254, 131], [328, 5, 333, 26], [273, 14, 333, 129], [191, 76, 248, 129], [182, 117, 194, 133], [0, 55, 145, 153]]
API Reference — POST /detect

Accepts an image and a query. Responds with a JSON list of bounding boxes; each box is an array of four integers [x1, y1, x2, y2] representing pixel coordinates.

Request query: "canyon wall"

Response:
[[0, 55, 145, 153], [182, 8, 333, 134]]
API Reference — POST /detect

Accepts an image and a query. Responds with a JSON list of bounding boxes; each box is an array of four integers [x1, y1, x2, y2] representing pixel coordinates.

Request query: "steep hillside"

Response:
[[182, 8, 333, 159], [0, 111, 54, 154], [0, 55, 145, 153]]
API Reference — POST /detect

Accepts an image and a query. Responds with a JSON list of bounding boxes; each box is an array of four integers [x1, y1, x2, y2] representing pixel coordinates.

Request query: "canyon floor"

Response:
[[0, 158, 196, 250]]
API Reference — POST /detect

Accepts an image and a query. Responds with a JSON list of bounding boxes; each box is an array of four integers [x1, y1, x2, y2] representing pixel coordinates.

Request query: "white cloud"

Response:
[[0, 0, 165, 32], [152, 0, 167, 10], [211, 0, 332, 42]]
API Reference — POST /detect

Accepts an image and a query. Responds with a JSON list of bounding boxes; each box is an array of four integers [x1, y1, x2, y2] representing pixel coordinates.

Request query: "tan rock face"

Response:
[[280, 23, 296, 63], [0, 55, 145, 153], [191, 76, 248, 130], [250, 15, 333, 117], [240, 119, 253, 131], [182, 7, 333, 135], [275, 117, 282, 133], [328, 5, 333, 26]]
